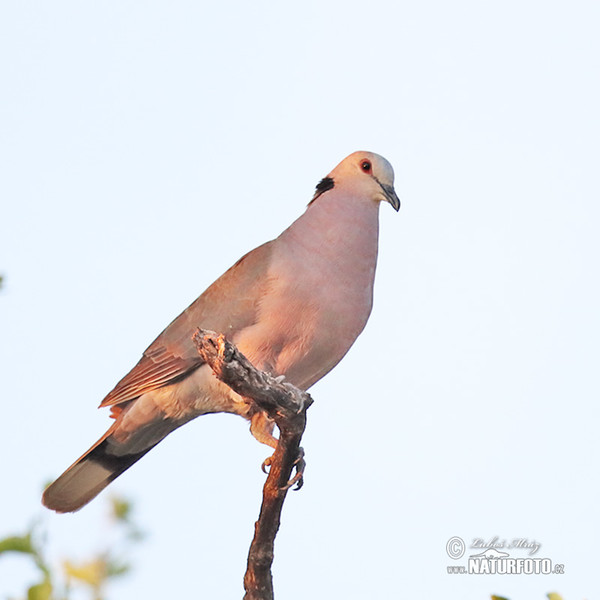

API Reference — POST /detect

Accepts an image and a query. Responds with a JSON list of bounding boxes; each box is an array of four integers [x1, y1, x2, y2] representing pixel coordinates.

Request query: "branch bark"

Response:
[[192, 329, 313, 600]]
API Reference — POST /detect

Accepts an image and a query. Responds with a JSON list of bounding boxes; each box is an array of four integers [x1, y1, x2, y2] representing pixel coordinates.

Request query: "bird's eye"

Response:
[[361, 160, 372, 173]]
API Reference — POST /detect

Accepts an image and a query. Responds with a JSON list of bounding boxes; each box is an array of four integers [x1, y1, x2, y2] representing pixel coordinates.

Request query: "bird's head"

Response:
[[313, 151, 400, 211]]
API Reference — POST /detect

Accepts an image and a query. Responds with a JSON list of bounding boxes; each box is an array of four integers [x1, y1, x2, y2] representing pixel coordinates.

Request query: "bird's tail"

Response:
[[42, 420, 160, 513]]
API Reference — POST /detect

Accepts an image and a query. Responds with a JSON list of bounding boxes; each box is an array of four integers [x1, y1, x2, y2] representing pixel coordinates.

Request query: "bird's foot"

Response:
[[282, 447, 305, 491], [283, 446, 306, 490], [261, 447, 305, 490]]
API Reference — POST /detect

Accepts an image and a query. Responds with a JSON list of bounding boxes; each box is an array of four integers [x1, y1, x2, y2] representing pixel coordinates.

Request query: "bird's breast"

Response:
[[234, 227, 378, 390]]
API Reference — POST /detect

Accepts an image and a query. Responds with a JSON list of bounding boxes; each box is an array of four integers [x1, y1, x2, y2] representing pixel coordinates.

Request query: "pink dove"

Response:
[[42, 151, 400, 512]]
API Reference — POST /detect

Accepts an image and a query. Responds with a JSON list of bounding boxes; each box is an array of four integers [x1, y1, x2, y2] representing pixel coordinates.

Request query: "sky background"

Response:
[[1, 1, 599, 599]]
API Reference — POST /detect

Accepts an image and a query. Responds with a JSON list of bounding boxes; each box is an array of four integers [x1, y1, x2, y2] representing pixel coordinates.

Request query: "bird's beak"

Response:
[[380, 182, 400, 211]]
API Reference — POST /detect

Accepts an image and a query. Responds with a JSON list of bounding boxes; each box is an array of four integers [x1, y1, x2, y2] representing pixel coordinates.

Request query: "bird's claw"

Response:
[[260, 447, 306, 490], [281, 447, 305, 491], [261, 454, 273, 474]]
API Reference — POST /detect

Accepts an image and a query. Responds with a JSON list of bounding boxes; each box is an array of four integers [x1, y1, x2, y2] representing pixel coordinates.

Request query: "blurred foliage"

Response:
[[0, 496, 143, 600], [491, 595, 563, 600]]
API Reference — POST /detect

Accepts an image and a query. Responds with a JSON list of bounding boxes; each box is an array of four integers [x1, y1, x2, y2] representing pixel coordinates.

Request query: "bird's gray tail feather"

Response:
[[42, 424, 158, 513]]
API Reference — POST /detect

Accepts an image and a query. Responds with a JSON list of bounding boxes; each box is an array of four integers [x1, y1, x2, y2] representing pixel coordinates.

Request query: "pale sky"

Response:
[[1, 1, 599, 599]]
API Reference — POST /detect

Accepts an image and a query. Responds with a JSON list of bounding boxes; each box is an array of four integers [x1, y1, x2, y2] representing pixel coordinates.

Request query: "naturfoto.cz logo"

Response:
[[445, 537, 565, 575]]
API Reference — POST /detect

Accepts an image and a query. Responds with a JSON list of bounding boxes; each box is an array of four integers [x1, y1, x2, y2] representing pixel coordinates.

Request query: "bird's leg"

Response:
[[250, 411, 305, 489], [250, 412, 279, 474], [250, 410, 278, 448], [249, 411, 279, 472]]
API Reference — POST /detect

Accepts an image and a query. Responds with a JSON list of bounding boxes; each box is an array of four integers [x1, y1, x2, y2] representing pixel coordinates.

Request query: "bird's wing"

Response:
[[99, 241, 274, 407]]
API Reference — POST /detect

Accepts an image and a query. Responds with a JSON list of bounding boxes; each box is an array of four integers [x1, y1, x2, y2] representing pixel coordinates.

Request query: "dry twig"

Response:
[[192, 329, 313, 600]]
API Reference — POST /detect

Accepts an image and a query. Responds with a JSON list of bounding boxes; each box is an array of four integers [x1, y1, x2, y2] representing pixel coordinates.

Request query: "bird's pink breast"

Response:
[[236, 190, 380, 389]]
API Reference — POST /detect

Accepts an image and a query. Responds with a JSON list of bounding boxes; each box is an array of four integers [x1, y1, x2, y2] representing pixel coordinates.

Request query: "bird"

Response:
[[42, 151, 400, 513]]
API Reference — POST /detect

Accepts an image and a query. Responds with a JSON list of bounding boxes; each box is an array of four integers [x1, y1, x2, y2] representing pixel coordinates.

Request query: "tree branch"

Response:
[[192, 329, 313, 600]]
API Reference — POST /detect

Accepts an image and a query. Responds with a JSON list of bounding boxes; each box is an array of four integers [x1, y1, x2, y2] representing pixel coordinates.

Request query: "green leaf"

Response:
[[110, 496, 133, 523], [547, 594, 563, 600], [0, 533, 35, 555], [27, 579, 52, 600], [105, 558, 131, 578]]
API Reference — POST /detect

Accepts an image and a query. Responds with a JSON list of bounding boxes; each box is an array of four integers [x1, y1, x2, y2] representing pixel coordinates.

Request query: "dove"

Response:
[[42, 151, 400, 513]]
